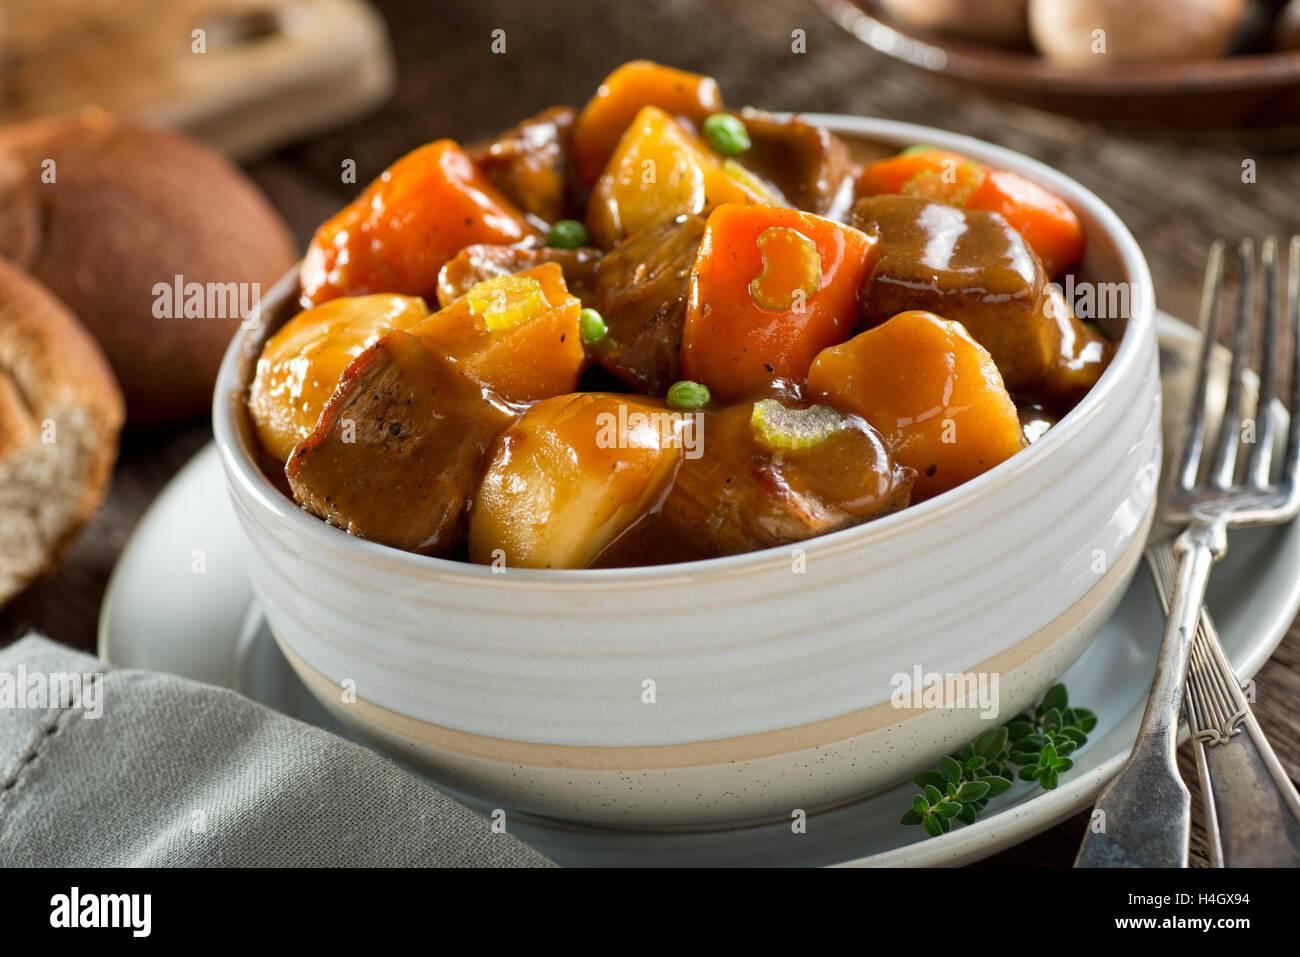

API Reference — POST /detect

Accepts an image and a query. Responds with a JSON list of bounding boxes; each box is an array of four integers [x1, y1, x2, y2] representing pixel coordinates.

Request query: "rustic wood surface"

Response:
[[3, 0, 1299, 867]]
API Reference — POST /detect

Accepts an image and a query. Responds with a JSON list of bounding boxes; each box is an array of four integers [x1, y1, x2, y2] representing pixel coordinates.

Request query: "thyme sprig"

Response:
[[900, 683, 1096, 837]]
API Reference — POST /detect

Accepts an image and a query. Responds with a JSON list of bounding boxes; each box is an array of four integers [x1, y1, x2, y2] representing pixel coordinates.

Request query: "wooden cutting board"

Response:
[[0, 0, 395, 159]]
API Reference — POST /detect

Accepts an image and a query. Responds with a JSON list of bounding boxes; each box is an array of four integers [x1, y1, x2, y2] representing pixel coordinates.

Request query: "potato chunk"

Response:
[[586, 106, 776, 248], [808, 310, 1025, 501], [248, 294, 430, 463], [469, 394, 689, 569], [412, 262, 584, 405]]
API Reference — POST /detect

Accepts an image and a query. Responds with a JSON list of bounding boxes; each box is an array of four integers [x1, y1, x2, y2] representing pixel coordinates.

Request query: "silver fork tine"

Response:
[[1248, 238, 1278, 489], [1178, 240, 1225, 491], [1208, 239, 1254, 489]]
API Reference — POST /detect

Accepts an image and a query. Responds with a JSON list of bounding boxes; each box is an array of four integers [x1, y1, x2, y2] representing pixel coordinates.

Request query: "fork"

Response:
[[1147, 540, 1300, 866], [1075, 237, 1300, 868]]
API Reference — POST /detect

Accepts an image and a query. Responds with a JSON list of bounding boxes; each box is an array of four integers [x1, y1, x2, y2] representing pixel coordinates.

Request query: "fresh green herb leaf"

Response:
[[957, 780, 991, 802], [1005, 720, 1035, 740], [983, 775, 1013, 798], [1072, 708, 1098, 733], [973, 726, 1008, 760], [936, 801, 962, 819], [1040, 683, 1069, 716], [914, 770, 946, 789], [900, 684, 1094, 838], [940, 755, 963, 784]]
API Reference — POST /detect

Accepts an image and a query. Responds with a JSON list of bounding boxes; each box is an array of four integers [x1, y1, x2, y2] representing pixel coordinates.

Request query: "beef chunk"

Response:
[[651, 402, 915, 558], [436, 243, 599, 308], [851, 195, 1053, 391], [286, 330, 512, 556], [468, 106, 576, 223], [586, 214, 707, 395], [732, 109, 856, 218]]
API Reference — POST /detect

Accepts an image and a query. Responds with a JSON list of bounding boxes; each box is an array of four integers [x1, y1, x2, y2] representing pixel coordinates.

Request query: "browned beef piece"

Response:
[[286, 330, 513, 556], [850, 194, 1054, 392], [435, 243, 600, 308], [586, 214, 707, 396], [731, 109, 856, 218], [467, 106, 576, 224], [648, 403, 915, 559]]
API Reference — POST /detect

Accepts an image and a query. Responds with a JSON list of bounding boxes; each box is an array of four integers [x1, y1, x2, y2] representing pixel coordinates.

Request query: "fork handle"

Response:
[[1076, 523, 1221, 867], [1136, 525, 1221, 750], [1200, 713, 1300, 866], [1148, 546, 1300, 868]]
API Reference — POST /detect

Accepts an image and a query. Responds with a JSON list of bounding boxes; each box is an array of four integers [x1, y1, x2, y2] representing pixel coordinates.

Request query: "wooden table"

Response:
[[4, 0, 1299, 867]]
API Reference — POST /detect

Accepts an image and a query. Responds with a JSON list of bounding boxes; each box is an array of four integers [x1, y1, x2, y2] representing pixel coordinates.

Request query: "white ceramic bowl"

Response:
[[213, 115, 1160, 829]]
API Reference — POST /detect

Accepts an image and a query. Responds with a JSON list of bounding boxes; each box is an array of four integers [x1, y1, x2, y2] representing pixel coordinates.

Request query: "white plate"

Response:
[[98, 313, 1300, 866]]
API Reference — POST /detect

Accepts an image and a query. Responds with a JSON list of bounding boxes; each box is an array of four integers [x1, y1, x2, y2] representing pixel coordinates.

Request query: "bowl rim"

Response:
[[212, 112, 1156, 588]]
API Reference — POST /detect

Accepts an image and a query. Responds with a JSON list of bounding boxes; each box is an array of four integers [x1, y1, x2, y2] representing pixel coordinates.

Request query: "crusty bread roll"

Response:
[[0, 109, 298, 427], [1029, 0, 1248, 67], [0, 257, 124, 609]]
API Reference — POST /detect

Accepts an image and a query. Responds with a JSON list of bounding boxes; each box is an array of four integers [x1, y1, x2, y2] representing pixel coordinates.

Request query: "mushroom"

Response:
[[876, 0, 1029, 46], [1028, 0, 1249, 67], [1277, 0, 1300, 50]]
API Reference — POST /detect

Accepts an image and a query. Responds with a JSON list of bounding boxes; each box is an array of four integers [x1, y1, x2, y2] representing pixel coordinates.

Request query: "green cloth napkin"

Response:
[[0, 635, 553, 867]]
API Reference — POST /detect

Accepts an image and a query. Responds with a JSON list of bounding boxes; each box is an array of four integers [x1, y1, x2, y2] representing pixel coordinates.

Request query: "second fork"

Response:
[[1076, 236, 1300, 868]]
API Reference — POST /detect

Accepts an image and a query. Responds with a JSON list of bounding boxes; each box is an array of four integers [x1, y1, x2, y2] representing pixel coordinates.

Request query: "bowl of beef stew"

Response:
[[214, 62, 1158, 828]]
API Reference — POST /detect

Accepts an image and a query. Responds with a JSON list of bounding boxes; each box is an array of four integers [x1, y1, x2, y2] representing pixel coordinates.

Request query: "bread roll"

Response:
[[0, 109, 298, 427], [0, 257, 124, 609], [1029, 0, 1248, 67]]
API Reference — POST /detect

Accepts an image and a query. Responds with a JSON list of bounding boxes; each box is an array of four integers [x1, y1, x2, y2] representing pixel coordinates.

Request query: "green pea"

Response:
[[579, 307, 607, 343], [702, 113, 751, 156], [666, 380, 711, 411], [547, 219, 590, 249]]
